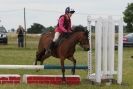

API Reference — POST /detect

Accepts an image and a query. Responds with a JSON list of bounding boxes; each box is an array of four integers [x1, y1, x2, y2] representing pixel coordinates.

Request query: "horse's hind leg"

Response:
[[34, 49, 46, 65], [40, 54, 50, 65], [34, 52, 40, 65], [68, 56, 76, 75]]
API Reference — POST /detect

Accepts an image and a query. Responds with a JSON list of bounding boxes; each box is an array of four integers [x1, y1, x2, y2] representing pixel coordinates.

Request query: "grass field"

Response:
[[0, 33, 133, 89]]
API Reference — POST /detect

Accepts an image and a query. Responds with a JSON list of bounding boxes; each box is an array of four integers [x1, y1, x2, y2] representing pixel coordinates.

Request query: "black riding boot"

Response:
[[45, 41, 55, 55]]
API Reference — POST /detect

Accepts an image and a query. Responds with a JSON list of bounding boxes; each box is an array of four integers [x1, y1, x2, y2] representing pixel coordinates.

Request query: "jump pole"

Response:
[[117, 18, 123, 84], [0, 65, 88, 70]]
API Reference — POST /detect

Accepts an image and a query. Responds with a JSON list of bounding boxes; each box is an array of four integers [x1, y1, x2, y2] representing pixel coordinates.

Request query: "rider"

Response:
[[46, 7, 75, 54]]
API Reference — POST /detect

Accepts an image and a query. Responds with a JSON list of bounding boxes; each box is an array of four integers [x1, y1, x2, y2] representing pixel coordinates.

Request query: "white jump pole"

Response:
[[107, 16, 115, 75], [102, 19, 108, 74], [95, 17, 102, 83], [117, 18, 123, 84], [0, 65, 44, 70]]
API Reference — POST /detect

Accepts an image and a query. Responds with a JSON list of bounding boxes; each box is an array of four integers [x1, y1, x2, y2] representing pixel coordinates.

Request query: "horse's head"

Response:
[[79, 31, 90, 51], [73, 26, 90, 51]]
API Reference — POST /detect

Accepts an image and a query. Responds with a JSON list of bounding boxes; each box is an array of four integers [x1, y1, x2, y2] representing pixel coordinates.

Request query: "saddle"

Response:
[[54, 33, 71, 46]]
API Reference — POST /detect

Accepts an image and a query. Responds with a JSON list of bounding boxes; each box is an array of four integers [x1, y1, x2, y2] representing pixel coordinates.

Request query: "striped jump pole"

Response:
[[0, 65, 88, 70]]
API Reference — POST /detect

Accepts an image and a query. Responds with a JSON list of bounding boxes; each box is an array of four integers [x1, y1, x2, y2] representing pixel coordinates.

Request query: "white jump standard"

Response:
[[87, 16, 123, 84]]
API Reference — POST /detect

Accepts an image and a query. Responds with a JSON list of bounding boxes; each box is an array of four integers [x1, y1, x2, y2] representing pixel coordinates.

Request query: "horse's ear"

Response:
[[84, 30, 89, 37]]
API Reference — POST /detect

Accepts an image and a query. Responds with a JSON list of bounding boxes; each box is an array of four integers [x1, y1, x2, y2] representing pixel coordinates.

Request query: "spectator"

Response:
[[16, 25, 25, 47]]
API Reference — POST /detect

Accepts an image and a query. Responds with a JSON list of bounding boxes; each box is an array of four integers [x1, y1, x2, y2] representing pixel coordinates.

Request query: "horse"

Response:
[[34, 26, 90, 81]]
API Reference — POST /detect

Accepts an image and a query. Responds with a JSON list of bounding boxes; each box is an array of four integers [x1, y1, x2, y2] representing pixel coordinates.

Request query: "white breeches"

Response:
[[53, 32, 61, 42]]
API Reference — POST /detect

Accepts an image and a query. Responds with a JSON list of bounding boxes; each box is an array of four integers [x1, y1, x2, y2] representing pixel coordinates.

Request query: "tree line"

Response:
[[27, 23, 89, 34], [27, 23, 54, 34]]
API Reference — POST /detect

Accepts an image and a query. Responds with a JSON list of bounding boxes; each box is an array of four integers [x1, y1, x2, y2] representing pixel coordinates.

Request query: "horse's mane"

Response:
[[41, 30, 53, 35], [72, 26, 89, 37]]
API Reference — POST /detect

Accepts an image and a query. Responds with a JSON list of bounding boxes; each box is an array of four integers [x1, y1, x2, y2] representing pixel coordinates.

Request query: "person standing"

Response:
[[16, 25, 25, 48]]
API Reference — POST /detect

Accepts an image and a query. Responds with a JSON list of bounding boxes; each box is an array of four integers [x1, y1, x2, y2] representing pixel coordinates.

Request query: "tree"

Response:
[[27, 23, 46, 34], [46, 26, 54, 31], [123, 3, 133, 32]]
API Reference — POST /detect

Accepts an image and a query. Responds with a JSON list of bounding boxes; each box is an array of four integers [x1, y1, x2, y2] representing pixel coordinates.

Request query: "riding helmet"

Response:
[[65, 7, 75, 14]]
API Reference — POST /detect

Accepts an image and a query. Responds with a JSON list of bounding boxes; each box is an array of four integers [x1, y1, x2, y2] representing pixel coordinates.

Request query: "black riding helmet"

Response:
[[65, 7, 75, 14]]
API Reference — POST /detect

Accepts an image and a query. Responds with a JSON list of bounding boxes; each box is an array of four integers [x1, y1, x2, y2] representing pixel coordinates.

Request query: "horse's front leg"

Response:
[[60, 59, 65, 81], [68, 56, 76, 75]]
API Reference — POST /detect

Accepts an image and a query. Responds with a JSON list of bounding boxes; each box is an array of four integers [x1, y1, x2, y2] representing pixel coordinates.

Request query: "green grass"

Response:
[[0, 34, 133, 89]]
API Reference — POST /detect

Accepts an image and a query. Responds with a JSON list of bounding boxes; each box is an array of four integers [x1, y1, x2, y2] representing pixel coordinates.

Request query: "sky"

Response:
[[0, 0, 132, 31]]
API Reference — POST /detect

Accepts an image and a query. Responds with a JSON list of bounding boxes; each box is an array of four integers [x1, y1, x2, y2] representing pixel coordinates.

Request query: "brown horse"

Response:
[[34, 26, 90, 80]]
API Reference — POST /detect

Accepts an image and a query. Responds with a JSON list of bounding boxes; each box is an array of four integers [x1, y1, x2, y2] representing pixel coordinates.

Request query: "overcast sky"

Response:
[[0, 0, 132, 30]]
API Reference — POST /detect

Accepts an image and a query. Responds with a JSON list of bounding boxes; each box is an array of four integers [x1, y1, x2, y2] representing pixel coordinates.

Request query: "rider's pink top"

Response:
[[55, 15, 71, 33]]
